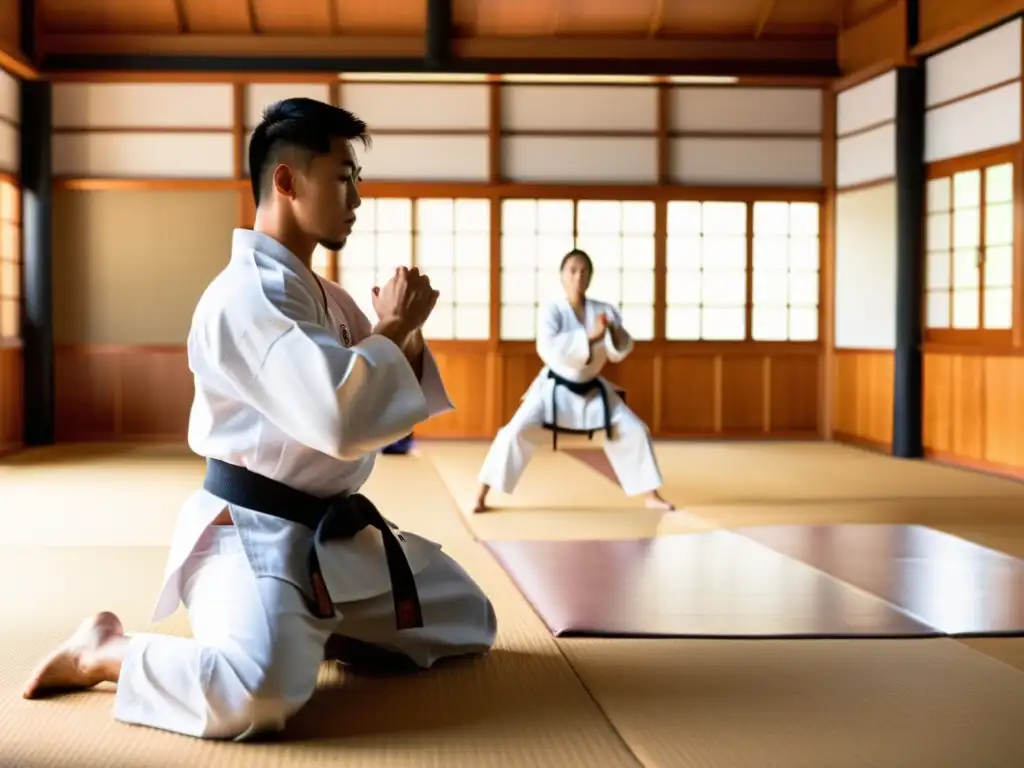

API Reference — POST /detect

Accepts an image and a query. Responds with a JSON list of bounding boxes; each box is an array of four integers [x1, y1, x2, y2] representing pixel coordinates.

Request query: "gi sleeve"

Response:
[[213, 285, 435, 461], [349, 295, 454, 419], [536, 302, 591, 370], [603, 304, 634, 364]]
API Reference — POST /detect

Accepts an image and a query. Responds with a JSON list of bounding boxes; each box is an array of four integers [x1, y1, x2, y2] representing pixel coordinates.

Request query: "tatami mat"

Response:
[[422, 441, 640, 512], [559, 637, 1024, 768], [6, 440, 1024, 766], [420, 442, 711, 541], [653, 441, 1024, 506], [423, 440, 1024, 539], [0, 444, 473, 548], [0, 530, 638, 767]]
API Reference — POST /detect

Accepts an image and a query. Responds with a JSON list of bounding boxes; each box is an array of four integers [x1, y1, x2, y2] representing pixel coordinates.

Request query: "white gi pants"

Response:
[[113, 527, 496, 740], [478, 390, 663, 497]]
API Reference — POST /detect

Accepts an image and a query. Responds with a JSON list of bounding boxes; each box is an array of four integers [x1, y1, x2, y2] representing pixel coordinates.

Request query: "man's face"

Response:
[[289, 138, 362, 251], [561, 254, 591, 297]]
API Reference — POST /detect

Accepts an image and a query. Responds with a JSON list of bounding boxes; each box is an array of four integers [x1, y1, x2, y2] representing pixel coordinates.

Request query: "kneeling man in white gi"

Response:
[[23, 97, 497, 740]]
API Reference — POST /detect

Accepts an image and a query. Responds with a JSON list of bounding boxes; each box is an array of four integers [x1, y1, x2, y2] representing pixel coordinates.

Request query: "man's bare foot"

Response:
[[23, 611, 126, 699], [644, 491, 675, 511], [473, 488, 490, 514]]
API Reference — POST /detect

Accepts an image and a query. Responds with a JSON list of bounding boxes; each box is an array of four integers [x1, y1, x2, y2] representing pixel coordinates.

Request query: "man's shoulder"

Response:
[[191, 255, 307, 350], [202, 252, 321, 321]]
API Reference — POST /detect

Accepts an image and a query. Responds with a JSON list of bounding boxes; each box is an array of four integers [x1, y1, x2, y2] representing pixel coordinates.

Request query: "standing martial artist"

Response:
[[475, 248, 674, 513]]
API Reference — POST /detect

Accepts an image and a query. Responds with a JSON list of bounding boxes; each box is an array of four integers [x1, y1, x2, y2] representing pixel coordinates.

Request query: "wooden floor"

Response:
[[1, 439, 1024, 767]]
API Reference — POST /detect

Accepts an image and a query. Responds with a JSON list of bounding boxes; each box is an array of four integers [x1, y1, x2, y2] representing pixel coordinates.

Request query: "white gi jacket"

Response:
[[151, 229, 453, 622], [524, 297, 633, 431]]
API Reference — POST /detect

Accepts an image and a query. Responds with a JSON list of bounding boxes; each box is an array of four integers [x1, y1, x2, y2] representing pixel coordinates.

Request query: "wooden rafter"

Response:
[[754, 0, 778, 39], [326, 0, 338, 35], [837, 0, 849, 27], [552, 0, 563, 37], [246, 0, 261, 34], [172, 0, 190, 34], [649, 0, 665, 38]]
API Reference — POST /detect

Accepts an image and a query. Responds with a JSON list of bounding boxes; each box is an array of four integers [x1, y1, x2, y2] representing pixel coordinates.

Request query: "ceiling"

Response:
[[3, 0, 907, 79]]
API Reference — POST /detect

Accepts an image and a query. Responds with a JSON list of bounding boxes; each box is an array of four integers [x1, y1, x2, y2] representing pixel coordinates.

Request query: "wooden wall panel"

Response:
[[413, 345, 495, 439], [40, 77, 829, 450], [720, 356, 764, 432], [660, 355, 717, 433], [54, 346, 192, 442], [498, 349, 545, 425], [603, 349, 658, 430], [924, 351, 1024, 478], [770, 354, 820, 433], [0, 344, 21, 455], [51, 342, 823, 443], [832, 349, 894, 449]]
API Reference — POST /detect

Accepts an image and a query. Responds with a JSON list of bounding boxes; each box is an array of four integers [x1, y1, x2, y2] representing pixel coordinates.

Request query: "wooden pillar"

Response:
[[425, 0, 452, 71], [20, 0, 54, 445], [892, 0, 925, 458]]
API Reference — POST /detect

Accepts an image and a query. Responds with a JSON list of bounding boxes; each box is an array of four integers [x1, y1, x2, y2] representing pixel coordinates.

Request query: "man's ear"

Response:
[[272, 164, 295, 198]]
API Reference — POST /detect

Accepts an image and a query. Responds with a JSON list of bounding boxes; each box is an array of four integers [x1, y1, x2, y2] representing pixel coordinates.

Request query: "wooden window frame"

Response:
[[339, 193, 496, 343], [663, 191, 825, 345], [923, 145, 1019, 350], [241, 180, 826, 349], [496, 196, 661, 342], [0, 172, 20, 348]]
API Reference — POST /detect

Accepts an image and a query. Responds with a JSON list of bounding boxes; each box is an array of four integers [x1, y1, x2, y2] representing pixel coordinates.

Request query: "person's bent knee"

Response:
[[198, 645, 316, 740], [480, 595, 498, 650], [452, 585, 499, 657]]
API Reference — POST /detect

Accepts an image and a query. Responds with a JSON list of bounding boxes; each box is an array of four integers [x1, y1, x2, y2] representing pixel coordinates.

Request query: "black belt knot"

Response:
[[202, 458, 423, 630], [547, 370, 613, 450]]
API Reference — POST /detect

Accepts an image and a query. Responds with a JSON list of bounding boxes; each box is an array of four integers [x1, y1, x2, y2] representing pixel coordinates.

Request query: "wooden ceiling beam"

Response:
[[455, 35, 835, 63], [37, 31, 836, 68], [754, 0, 777, 39]]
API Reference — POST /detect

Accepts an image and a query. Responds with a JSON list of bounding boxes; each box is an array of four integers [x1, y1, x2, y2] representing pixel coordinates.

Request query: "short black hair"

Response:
[[248, 97, 371, 207], [560, 248, 593, 273]]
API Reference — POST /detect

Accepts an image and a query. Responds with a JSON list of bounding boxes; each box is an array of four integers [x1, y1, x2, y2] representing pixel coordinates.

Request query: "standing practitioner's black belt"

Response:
[[547, 370, 612, 450], [202, 458, 423, 630]]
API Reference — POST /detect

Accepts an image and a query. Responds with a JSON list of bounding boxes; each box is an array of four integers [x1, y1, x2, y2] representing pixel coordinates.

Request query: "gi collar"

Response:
[[230, 228, 324, 300]]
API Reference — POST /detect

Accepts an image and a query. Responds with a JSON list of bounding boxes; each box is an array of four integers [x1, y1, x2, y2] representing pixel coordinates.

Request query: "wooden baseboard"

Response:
[[925, 450, 1024, 484], [832, 430, 891, 453]]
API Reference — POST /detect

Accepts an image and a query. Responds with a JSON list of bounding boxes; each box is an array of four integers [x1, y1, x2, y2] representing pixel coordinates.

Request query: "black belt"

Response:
[[202, 458, 423, 630], [547, 370, 612, 449]]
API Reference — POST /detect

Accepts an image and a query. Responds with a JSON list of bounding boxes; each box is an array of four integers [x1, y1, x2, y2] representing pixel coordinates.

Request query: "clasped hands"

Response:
[[588, 313, 615, 343], [371, 267, 440, 365]]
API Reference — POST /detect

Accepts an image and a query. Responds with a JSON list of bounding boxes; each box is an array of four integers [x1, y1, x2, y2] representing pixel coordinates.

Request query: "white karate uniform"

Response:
[[112, 229, 496, 741], [478, 297, 663, 497]]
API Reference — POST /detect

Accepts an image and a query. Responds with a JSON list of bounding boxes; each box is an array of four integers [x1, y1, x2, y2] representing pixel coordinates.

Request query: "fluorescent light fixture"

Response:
[[336, 73, 740, 85], [338, 72, 488, 82], [500, 74, 655, 84], [668, 75, 740, 84]]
